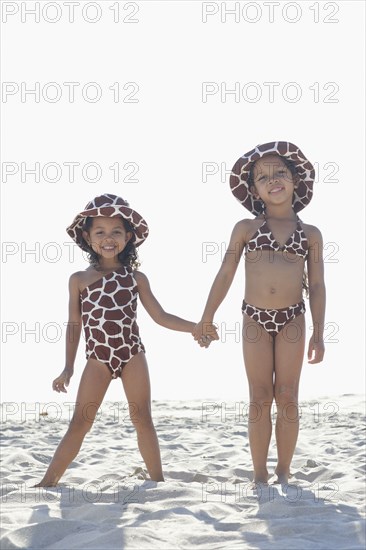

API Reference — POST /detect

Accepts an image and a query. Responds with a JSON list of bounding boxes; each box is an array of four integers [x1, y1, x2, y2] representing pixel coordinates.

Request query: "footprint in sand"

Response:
[[305, 459, 319, 468], [129, 467, 148, 480]]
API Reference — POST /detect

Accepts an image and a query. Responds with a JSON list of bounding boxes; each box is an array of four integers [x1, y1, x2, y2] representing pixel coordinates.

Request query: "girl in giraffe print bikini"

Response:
[[193, 141, 326, 487], [35, 194, 214, 487]]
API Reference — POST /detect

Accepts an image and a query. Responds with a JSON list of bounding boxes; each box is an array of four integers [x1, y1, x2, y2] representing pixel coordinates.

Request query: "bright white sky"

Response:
[[1, 1, 365, 407]]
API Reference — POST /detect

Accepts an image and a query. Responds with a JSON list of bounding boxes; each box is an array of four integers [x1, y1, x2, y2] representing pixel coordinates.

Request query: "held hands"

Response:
[[52, 368, 73, 393], [192, 320, 220, 348], [307, 334, 325, 364]]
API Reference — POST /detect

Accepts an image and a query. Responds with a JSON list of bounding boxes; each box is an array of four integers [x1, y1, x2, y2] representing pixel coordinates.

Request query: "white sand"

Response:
[[1, 394, 365, 550]]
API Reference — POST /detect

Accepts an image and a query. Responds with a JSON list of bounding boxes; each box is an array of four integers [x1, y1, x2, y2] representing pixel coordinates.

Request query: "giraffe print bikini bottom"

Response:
[[242, 300, 305, 338]]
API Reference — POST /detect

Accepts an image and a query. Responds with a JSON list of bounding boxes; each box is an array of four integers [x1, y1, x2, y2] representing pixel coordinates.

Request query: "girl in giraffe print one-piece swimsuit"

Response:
[[193, 142, 326, 487], [35, 194, 217, 487]]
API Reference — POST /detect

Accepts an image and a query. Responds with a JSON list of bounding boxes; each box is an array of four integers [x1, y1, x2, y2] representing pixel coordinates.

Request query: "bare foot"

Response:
[[32, 481, 58, 488], [249, 480, 269, 493], [271, 470, 293, 485], [252, 469, 269, 485]]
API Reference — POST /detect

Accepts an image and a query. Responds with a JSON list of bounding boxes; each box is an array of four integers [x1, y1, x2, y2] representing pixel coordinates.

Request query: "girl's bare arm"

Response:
[[192, 220, 247, 341], [53, 273, 82, 393], [306, 225, 326, 364]]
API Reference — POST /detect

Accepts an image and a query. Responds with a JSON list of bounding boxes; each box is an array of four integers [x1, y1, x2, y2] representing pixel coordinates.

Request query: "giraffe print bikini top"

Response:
[[245, 214, 308, 258]]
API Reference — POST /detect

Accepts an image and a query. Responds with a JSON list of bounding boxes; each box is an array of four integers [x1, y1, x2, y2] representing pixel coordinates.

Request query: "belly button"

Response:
[[270, 288, 276, 294]]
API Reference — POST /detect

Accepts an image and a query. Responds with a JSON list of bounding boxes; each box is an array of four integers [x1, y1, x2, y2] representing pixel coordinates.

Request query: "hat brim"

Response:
[[230, 141, 315, 215], [66, 205, 149, 251]]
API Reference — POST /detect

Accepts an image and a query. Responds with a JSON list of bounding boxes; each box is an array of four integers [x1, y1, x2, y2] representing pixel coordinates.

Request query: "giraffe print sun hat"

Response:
[[229, 141, 315, 216], [66, 193, 149, 251]]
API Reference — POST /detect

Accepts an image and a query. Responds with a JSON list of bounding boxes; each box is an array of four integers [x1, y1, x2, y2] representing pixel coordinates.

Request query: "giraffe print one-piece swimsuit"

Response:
[[242, 215, 308, 337], [80, 266, 145, 378]]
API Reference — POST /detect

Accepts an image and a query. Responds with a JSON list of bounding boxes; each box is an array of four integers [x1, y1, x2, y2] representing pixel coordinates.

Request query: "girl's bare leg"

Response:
[[274, 314, 305, 484], [35, 359, 112, 487], [121, 352, 164, 482], [242, 315, 275, 484]]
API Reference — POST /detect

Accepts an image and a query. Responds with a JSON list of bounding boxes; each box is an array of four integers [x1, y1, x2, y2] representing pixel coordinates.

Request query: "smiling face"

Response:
[[249, 154, 298, 207], [82, 216, 132, 260]]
